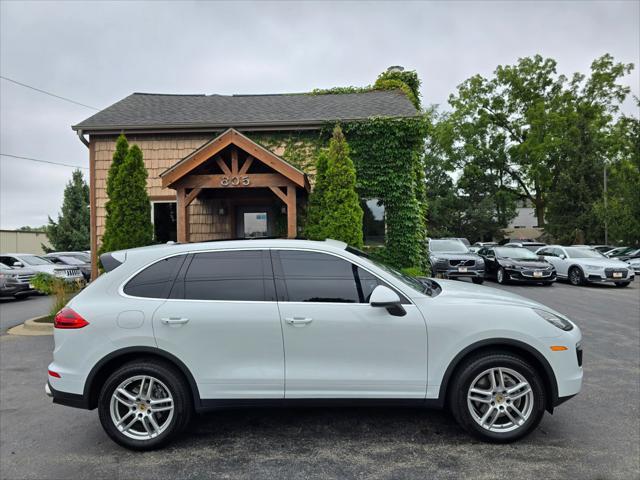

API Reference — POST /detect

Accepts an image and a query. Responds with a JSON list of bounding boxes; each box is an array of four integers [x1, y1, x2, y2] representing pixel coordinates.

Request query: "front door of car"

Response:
[[539, 248, 567, 276], [272, 249, 428, 399], [152, 250, 284, 400]]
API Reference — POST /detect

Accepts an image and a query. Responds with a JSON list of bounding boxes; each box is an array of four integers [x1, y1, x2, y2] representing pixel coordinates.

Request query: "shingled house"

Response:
[[73, 89, 420, 277]]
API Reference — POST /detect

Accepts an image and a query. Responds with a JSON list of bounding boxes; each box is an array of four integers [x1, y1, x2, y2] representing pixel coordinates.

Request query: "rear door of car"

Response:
[[272, 249, 428, 399], [152, 249, 284, 400]]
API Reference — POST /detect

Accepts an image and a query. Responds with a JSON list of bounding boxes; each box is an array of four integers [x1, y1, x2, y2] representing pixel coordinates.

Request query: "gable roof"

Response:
[[160, 128, 309, 190], [73, 90, 418, 133]]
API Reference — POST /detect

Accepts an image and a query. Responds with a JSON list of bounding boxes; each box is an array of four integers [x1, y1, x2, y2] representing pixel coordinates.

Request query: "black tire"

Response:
[[568, 267, 585, 286], [448, 352, 546, 443], [98, 359, 192, 450], [542, 282, 554, 287], [614, 282, 630, 288], [497, 267, 508, 285], [472, 277, 484, 285]]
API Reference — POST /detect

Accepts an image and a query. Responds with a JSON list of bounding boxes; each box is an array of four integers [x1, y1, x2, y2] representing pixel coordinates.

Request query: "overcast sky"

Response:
[[1, 0, 638, 230]]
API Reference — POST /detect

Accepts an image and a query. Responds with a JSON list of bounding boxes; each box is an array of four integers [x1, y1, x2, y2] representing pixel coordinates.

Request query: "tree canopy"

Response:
[[45, 169, 90, 251]]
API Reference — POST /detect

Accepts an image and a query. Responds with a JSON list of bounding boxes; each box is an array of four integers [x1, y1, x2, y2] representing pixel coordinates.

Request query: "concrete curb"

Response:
[[8, 316, 53, 336]]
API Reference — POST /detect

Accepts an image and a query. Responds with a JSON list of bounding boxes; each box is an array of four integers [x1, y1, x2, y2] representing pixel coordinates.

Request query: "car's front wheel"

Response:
[[568, 267, 585, 286], [496, 268, 508, 284], [98, 359, 192, 450], [614, 282, 630, 288], [449, 352, 546, 442], [472, 277, 484, 285]]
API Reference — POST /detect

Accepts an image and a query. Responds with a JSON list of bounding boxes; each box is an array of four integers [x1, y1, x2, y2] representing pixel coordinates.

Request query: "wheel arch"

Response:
[[438, 338, 558, 413], [84, 346, 201, 411]]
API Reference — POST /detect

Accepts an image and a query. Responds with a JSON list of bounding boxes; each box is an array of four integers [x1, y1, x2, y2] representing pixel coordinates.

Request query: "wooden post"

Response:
[[89, 139, 98, 280], [286, 186, 297, 238], [177, 187, 189, 242]]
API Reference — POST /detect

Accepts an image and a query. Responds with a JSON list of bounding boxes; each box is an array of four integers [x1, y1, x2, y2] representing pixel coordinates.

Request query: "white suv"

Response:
[[46, 239, 583, 450]]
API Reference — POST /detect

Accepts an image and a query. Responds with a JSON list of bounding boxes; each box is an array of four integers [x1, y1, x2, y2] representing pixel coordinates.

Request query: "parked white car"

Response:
[[0, 253, 84, 282], [535, 246, 634, 287], [46, 239, 583, 450]]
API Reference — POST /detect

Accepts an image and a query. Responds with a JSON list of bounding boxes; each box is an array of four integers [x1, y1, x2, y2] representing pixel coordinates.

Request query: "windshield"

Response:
[[20, 255, 53, 266], [495, 247, 538, 259], [429, 239, 469, 253], [346, 247, 425, 294], [565, 247, 606, 259], [65, 253, 90, 262]]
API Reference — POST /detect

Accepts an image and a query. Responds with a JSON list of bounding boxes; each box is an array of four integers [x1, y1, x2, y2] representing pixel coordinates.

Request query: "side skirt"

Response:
[[196, 398, 443, 413]]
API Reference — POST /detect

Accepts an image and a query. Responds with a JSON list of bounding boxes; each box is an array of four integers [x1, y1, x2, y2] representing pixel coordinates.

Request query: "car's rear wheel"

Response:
[[472, 278, 484, 285], [614, 282, 630, 288], [568, 267, 585, 286], [496, 268, 508, 284], [449, 352, 546, 442], [98, 359, 192, 450]]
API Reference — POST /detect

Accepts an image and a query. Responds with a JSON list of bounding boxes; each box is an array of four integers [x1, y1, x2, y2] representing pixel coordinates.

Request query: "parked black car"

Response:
[[428, 238, 485, 284], [44, 253, 91, 281], [0, 263, 36, 299], [478, 246, 556, 285]]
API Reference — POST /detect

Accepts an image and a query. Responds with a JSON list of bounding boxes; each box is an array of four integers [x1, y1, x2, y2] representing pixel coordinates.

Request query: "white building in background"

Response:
[[503, 200, 543, 240]]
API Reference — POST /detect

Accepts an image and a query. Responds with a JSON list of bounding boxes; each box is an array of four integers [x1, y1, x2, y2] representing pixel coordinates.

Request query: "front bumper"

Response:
[[433, 267, 484, 279], [0, 283, 34, 297], [584, 270, 634, 284], [505, 269, 556, 283]]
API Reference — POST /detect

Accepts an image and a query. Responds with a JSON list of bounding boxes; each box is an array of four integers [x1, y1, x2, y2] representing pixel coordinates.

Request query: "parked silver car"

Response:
[[0, 263, 36, 298], [536, 246, 634, 287], [429, 239, 485, 284], [0, 253, 84, 283]]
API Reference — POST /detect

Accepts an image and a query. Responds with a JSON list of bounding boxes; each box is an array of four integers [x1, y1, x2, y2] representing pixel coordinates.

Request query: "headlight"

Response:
[[584, 264, 602, 270], [533, 308, 574, 331], [431, 257, 445, 263]]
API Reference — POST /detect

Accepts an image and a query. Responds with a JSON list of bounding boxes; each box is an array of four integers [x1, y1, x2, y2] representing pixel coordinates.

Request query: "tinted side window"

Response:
[[277, 251, 361, 303], [124, 255, 185, 298], [538, 248, 553, 256], [183, 250, 273, 301]]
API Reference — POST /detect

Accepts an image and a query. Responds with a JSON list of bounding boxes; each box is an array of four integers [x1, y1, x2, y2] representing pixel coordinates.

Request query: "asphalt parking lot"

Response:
[[1, 280, 638, 480]]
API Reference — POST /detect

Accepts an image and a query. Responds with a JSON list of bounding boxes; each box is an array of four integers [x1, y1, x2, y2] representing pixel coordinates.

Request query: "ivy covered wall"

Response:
[[246, 69, 428, 270]]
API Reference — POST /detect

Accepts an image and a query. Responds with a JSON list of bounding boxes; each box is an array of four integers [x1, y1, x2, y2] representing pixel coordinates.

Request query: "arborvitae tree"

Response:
[[45, 169, 90, 251], [318, 125, 364, 248], [100, 134, 129, 253], [101, 143, 153, 252], [304, 149, 329, 240]]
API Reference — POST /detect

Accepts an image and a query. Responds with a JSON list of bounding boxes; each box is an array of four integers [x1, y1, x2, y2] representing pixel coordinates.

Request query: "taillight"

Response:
[[48, 369, 61, 378], [54, 308, 89, 329]]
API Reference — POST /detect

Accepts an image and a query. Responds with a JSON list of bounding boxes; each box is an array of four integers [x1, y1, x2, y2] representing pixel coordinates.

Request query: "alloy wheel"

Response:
[[466, 367, 534, 433], [109, 375, 174, 441], [569, 268, 582, 286]]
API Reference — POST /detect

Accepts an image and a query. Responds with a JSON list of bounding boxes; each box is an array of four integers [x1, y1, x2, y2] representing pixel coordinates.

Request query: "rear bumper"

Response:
[[46, 382, 90, 409]]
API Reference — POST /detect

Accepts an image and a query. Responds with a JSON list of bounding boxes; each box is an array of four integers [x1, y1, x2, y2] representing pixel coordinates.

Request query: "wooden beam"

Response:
[[269, 186, 288, 204], [184, 188, 202, 207], [216, 156, 232, 176], [286, 185, 297, 238], [177, 173, 295, 189], [176, 187, 188, 243], [239, 156, 253, 175], [231, 149, 238, 175]]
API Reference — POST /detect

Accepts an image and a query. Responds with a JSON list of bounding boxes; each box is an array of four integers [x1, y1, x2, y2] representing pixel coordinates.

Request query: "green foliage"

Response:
[[401, 266, 425, 277], [312, 125, 364, 248], [374, 69, 421, 109], [439, 53, 634, 243], [30, 272, 83, 317], [44, 169, 90, 252], [101, 134, 129, 253], [100, 139, 153, 253], [339, 116, 429, 269], [304, 149, 330, 240]]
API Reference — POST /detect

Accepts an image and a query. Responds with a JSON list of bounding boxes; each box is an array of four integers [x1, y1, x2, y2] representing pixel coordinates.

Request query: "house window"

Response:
[[361, 198, 385, 245], [152, 201, 177, 243]]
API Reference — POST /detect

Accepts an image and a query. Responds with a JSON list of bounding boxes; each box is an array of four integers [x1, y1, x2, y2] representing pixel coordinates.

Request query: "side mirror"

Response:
[[12, 262, 23, 267], [370, 285, 406, 317], [559, 254, 566, 260]]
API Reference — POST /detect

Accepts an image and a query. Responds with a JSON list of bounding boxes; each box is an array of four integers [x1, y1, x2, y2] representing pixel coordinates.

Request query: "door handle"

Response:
[[161, 317, 190, 325], [285, 317, 313, 326]]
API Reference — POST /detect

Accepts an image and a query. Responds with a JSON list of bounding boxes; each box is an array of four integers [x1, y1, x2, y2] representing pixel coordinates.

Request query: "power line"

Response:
[[0, 75, 100, 110], [1, 153, 89, 170]]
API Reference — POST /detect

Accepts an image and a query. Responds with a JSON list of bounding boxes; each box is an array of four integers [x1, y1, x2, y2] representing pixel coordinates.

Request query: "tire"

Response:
[[615, 282, 630, 288], [542, 282, 554, 287], [472, 278, 484, 285], [98, 359, 192, 450], [497, 268, 508, 285], [449, 352, 546, 443], [568, 267, 585, 286]]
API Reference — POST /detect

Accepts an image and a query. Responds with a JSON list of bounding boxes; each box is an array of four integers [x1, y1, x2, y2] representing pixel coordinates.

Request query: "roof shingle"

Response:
[[73, 90, 418, 131]]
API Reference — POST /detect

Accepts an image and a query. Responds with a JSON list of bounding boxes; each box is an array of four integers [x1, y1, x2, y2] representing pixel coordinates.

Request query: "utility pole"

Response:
[[603, 163, 608, 245]]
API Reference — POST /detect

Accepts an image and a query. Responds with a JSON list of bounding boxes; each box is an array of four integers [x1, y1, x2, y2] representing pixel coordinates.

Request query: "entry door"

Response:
[[272, 250, 428, 399], [152, 250, 284, 399], [236, 206, 274, 238]]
